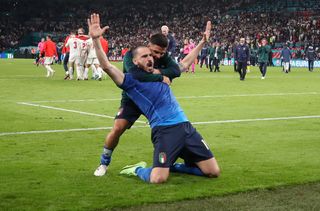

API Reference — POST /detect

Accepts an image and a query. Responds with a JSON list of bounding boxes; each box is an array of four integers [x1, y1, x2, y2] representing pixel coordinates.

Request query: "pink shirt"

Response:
[[183, 43, 195, 54], [38, 42, 45, 52]]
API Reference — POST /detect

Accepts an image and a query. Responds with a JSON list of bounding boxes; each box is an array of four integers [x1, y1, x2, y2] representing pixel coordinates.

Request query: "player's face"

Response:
[[133, 47, 154, 73], [148, 44, 167, 60], [239, 38, 245, 45]]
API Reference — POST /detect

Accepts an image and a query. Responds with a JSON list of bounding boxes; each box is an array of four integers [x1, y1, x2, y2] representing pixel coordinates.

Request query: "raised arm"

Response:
[[179, 21, 212, 71], [88, 13, 124, 86]]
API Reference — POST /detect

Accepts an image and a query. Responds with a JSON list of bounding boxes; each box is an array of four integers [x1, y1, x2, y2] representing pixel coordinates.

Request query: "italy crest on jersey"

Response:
[[159, 152, 167, 164]]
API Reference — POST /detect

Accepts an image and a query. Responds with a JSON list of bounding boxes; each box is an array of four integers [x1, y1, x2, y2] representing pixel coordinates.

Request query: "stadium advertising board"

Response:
[[222, 58, 320, 68], [0, 53, 14, 59], [272, 59, 320, 68]]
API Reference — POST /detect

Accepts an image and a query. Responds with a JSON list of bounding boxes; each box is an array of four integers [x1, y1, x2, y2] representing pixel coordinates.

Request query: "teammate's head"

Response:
[[41, 38, 45, 42], [239, 37, 245, 45], [46, 35, 52, 40], [77, 28, 85, 35], [148, 33, 168, 60], [161, 25, 169, 36], [132, 46, 154, 73]]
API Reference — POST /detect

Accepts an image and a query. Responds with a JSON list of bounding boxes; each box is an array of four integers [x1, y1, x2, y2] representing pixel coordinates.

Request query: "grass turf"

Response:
[[0, 59, 319, 210]]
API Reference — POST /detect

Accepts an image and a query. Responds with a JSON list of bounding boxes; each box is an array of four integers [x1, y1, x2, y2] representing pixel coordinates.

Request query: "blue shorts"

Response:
[[115, 99, 142, 127], [151, 122, 214, 168]]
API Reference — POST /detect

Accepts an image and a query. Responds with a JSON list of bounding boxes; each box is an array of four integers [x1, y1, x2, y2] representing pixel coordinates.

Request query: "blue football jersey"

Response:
[[119, 73, 188, 128]]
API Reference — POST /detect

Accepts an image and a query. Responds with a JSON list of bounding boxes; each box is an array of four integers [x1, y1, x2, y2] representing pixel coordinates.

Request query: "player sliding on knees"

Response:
[[93, 14, 212, 177], [89, 13, 220, 183], [93, 14, 214, 177]]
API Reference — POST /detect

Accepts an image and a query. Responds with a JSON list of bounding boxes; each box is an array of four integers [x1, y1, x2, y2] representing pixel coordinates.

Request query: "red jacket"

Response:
[[100, 37, 109, 54], [42, 40, 58, 57]]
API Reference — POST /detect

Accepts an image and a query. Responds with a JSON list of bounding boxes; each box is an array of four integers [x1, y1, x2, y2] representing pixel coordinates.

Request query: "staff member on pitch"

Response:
[[235, 37, 250, 81], [257, 38, 271, 80]]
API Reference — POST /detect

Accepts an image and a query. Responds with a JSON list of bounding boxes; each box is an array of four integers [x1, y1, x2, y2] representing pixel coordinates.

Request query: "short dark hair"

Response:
[[132, 46, 148, 58], [149, 33, 168, 48]]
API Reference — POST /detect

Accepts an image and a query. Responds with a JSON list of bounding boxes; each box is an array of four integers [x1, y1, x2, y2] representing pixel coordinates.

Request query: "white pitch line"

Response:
[[17, 102, 146, 124], [19, 92, 319, 103], [1, 115, 320, 137], [0, 125, 148, 136], [176, 92, 319, 99], [192, 115, 320, 125], [26, 98, 121, 103]]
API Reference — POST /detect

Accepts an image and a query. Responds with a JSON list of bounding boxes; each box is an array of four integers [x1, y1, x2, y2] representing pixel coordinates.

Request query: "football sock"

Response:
[[100, 147, 113, 166], [91, 65, 97, 78], [84, 68, 89, 79], [76, 65, 83, 79], [68, 67, 73, 78], [170, 163, 204, 176], [97, 67, 103, 78], [136, 167, 152, 182]]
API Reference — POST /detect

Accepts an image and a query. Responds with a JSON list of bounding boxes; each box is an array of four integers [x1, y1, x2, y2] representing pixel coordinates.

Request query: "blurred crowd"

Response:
[[1, 0, 320, 55]]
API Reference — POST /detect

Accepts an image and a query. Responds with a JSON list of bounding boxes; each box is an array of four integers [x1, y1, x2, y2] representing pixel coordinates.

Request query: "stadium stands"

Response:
[[1, 0, 319, 57]]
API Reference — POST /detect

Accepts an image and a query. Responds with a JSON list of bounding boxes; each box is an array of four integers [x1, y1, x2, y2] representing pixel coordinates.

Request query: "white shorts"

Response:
[[68, 54, 80, 64], [44, 57, 54, 65], [86, 58, 100, 65]]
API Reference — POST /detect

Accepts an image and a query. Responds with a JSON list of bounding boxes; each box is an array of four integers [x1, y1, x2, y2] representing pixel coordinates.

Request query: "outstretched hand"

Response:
[[87, 13, 109, 39], [202, 21, 212, 43]]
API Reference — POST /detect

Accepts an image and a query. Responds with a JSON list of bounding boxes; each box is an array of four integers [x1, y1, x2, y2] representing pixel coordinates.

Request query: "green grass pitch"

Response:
[[0, 59, 320, 210]]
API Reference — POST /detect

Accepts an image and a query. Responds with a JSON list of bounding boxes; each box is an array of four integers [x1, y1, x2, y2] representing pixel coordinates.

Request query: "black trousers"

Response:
[[209, 58, 214, 72], [237, 62, 247, 80], [213, 58, 220, 72], [63, 52, 69, 73], [308, 60, 314, 71], [259, 62, 267, 77], [200, 56, 208, 68]]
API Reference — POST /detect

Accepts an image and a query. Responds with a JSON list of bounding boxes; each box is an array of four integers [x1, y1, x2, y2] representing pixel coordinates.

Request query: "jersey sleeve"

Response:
[[159, 54, 181, 80], [119, 74, 137, 91], [123, 51, 135, 73]]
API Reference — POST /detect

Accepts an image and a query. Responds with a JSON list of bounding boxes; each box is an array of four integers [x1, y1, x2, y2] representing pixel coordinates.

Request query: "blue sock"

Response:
[[100, 147, 113, 165], [136, 167, 152, 182], [170, 163, 204, 176]]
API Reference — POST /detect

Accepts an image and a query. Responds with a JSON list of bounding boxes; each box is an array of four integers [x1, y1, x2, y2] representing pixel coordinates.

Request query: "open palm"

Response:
[[88, 14, 109, 39], [202, 21, 212, 43]]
